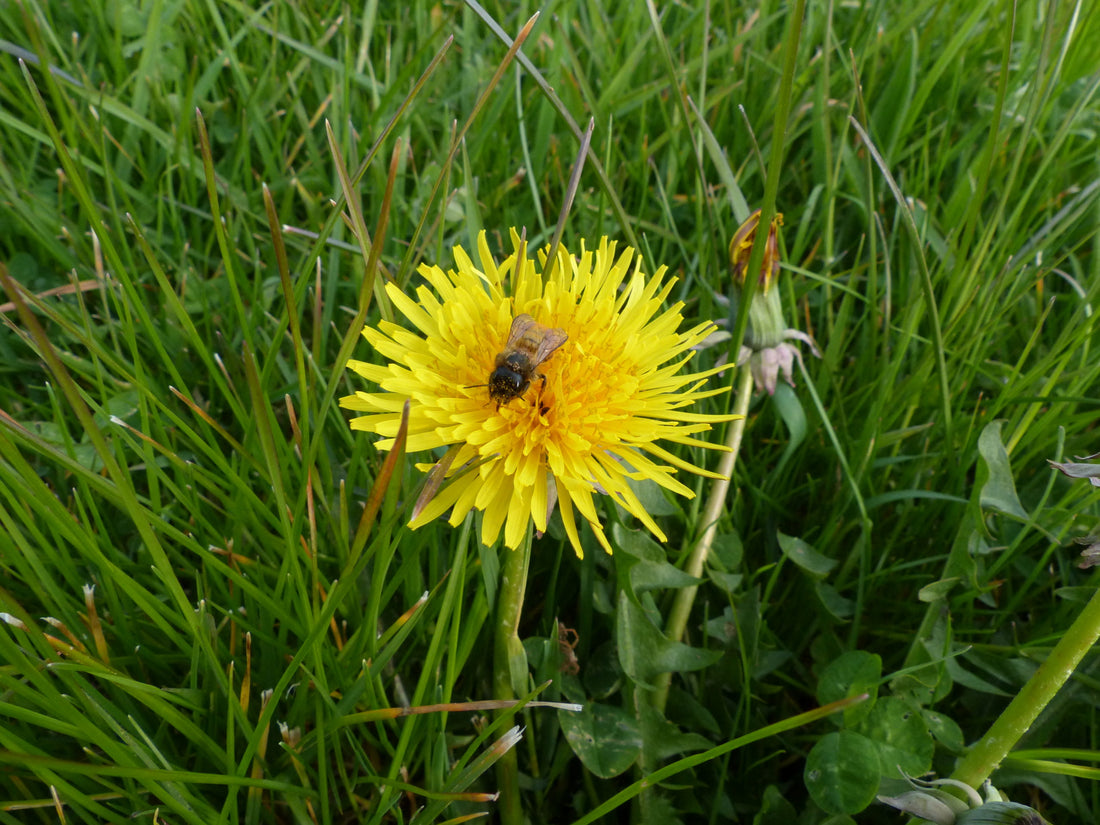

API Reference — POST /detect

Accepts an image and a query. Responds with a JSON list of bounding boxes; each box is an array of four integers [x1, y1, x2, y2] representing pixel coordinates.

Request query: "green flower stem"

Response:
[[652, 363, 754, 712], [951, 585, 1100, 788], [494, 527, 533, 825]]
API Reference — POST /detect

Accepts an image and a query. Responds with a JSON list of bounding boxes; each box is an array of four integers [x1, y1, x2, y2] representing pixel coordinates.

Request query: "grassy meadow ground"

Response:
[[2, 1, 1100, 823]]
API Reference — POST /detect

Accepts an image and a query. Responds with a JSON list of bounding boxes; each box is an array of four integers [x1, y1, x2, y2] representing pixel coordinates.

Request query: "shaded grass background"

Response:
[[1, 0, 1099, 822]]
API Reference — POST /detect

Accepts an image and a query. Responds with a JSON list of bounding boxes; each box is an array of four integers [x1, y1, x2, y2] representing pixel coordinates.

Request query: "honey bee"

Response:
[[487, 313, 568, 406]]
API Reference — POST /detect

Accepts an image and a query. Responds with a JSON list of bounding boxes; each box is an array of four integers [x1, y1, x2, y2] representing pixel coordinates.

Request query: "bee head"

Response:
[[488, 366, 528, 405]]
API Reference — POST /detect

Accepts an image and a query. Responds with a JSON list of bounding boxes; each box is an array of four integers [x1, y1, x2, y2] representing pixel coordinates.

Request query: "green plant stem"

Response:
[[951, 585, 1100, 788], [653, 363, 754, 712], [494, 528, 533, 825]]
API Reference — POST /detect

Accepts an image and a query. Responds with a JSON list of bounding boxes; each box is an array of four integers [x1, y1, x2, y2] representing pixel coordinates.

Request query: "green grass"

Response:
[[2, 1, 1100, 823]]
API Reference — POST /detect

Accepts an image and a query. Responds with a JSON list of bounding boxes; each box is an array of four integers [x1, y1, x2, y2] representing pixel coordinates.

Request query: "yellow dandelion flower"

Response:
[[341, 229, 737, 557]]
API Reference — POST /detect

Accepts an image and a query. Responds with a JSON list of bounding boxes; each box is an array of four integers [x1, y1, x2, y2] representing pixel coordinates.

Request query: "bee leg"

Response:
[[535, 372, 552, 416]]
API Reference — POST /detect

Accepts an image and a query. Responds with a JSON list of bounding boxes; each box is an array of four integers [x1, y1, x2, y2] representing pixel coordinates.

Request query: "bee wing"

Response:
[[505, 313, 538, 347], [531, 326, 569, 366]]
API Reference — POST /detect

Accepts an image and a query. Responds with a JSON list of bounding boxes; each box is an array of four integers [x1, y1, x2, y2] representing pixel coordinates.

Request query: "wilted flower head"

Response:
[[341, 230, 737, 556], [729, 209, 783, 293], [727, 209, 819, 395], [877, 774, 1050, 825], [1048, 454, 1100, 568]]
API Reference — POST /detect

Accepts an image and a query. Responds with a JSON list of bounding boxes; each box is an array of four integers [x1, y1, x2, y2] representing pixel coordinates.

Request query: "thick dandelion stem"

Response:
[[951, 584, 1100, 788], [494, 527, 532, 825], [652, 364, 754, 712]]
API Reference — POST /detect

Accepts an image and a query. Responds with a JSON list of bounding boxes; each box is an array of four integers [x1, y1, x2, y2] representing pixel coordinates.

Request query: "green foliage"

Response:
[[806, 730, 882, 815], [2, 0, 1100, 823]]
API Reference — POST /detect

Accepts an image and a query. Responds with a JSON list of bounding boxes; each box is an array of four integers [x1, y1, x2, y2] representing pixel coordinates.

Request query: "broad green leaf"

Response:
[[631, 564, 702, 593], [855, 696, 933, 778], [664, 687, 721, 735], [612, 524, 666, 562], [583, 641, 623, 700], [623, 473, 680, 516], [753, 650, 792, 680], [805, 730, 881, 815], [707, 569, 743, 594], [815, 582, 854, 620], [817, 650, 881, 727], [752, 784, 798, 825], [977, 421, 1028, 520], [944, 521, 983, 588], [1056, 586, 1097, 603], [613, 525, 702, 592], [771, 382, 808, 477], [617, 592, 722, 688], [712, 532, 743, 570], [778, 532, 837, 578], [708, 532, 744, 593], [895, 609, 955, 705], [921, 709, 965, 753], [703, 607, 738, 646], [918, 577, 961, 602], [559, 702, 642, 779], [638, 704, 711, 763], [478, 539, 500, 611]]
